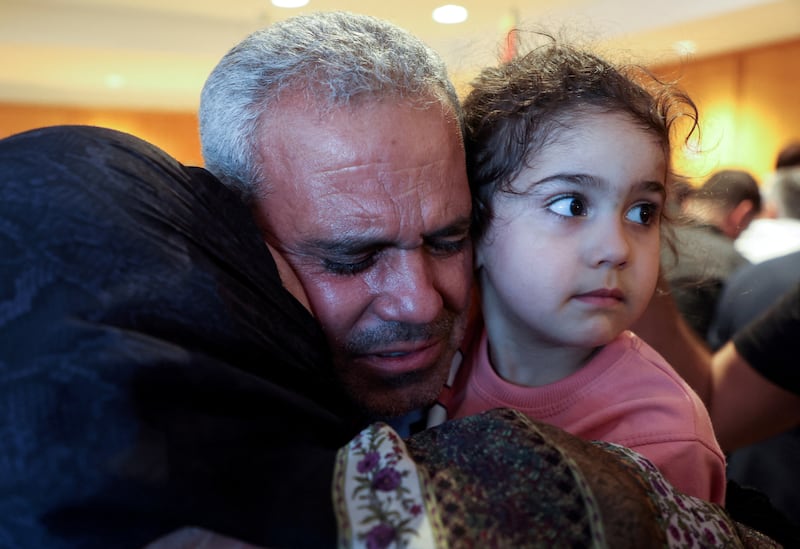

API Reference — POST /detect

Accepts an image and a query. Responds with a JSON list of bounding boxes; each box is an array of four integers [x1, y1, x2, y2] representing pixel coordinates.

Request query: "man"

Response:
[[709, 168, 800, 348], [705, 168, 800, 528], [735, 161, 800, 264], [662, 169, 761, 340], [199, 11, 473, 421]]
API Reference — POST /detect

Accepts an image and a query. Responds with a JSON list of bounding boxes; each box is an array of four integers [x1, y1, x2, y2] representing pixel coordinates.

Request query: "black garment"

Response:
[[725, 281, 800, 529], [733, 281, 800, 395], [664, 222, 750, 341], [708, 250, 800, 351], [0, 126, 365, 548]]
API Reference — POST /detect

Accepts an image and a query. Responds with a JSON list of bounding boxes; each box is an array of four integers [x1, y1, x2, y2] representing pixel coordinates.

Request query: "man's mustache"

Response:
[[344, 314, 456, 354]]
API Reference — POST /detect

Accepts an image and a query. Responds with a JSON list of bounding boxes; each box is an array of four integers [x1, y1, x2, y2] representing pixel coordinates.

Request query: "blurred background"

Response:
[[1, 0, 799, 183]]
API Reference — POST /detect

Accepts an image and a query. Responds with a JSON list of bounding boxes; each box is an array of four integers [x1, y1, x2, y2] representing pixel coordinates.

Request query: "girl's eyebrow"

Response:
[[640, 179, 667, 199], [529, 173, 610, 191], [532, 173, 666, 198]]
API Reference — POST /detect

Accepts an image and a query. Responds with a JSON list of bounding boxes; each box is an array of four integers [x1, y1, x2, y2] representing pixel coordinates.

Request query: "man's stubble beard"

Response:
[[333, 311, 467, 420]]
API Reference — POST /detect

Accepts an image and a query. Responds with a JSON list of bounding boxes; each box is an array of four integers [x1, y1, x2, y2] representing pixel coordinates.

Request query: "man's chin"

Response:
[[343, 368, 447, 420], [363, 389, 439, 420]]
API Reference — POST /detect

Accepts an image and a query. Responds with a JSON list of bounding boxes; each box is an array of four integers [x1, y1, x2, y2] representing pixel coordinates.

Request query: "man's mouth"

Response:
[[354, 340, 444, 376], [377, 351, 410, 358]]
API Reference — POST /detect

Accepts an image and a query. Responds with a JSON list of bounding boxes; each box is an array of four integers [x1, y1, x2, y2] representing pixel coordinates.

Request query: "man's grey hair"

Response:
[[773, 166, 800, 220], [199, 11, 463, 200]]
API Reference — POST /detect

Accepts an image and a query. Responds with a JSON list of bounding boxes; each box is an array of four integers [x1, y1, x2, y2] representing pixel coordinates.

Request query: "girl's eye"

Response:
[[547, 195, 586, 217], [626, 203, 658, 225]]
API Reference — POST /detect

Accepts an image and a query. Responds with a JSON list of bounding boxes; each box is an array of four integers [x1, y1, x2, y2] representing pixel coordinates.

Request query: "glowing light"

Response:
[[104, 73, 125, 89], [271, 0, 309, 8], [673, 40, 697, 56], [433, 4, 468, 24]]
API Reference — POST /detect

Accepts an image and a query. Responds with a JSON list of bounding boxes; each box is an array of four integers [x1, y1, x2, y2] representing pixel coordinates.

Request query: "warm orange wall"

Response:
[[652, 37, 800, 185], [0, 103, 203, 166], [2, 36, 799, 181]]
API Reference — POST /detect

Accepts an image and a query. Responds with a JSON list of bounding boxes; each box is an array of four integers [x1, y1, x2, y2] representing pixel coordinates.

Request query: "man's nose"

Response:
[[371, 249, 443, 323]]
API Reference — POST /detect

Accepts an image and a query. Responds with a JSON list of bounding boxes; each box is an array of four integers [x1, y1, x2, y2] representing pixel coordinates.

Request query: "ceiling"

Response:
[[2, 0, 799, 111]]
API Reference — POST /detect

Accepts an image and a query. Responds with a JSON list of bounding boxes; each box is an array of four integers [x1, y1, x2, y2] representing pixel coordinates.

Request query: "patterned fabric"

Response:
[[335, 414, 603, 549], [334, 424, 441, 549], [592, 442, 765, 549], [406, 409, 606, 549], [336, 409, 780, 549]]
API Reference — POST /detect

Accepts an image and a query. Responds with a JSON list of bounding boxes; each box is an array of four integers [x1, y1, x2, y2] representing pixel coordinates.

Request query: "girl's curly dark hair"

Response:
[[463, 35, 699, 241]]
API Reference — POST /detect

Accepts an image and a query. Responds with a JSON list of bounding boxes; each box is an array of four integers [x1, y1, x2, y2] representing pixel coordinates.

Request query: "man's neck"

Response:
[[384, 408, 428, 437]]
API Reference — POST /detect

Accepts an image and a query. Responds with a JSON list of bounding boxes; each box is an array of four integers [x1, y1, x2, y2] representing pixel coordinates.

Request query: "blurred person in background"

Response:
[[735, 145, 800, 263], [662, 169, 761, 340], [705, 167, 800, 530], [710, 167, 800, 348]]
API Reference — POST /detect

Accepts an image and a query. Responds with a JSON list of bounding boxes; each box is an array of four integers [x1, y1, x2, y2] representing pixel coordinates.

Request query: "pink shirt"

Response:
[[441, 328, 727, 504]]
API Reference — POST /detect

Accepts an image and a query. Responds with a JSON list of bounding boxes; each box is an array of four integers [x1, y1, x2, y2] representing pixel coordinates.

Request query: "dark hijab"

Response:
[[0, 125, 364, 548]]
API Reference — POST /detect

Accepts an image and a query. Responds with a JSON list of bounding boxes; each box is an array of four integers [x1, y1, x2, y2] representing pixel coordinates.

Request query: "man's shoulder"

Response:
[[720, 250, 800, 315], [729, 249, 800, 286], [668, 223, 746, 277]]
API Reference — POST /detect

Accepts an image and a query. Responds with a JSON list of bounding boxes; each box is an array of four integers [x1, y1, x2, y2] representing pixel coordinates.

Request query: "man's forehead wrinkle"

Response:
[[305, 181, 459, 253], [320, 166, 434, 220], [327, 210, 386, 241], [315, 155, 441, 179]]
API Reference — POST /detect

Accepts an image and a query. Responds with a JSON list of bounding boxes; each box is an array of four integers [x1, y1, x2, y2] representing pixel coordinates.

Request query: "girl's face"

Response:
[[476, 111, 666, 353]]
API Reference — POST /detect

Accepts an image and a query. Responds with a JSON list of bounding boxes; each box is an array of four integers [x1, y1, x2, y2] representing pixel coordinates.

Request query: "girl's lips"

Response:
[[574, 288, 624, 306], [581, 288, 624, 299]]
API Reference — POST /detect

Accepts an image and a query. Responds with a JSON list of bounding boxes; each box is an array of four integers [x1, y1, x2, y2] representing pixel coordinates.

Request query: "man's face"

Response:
[[253, 98, 473, 418]]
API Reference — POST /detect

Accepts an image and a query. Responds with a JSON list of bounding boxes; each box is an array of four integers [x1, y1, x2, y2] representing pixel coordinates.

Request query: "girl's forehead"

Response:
[[516, 115, 667, 180], [527, 111, 665, 158]]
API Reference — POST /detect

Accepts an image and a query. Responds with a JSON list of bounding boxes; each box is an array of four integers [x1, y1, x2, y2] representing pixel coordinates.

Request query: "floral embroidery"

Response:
[[335, 423, 438, 549], [595, 442, 779, 549], [335, 411, 777, 548]]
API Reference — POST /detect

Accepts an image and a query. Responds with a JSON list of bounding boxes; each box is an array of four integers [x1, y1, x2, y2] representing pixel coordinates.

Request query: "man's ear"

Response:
[[727, 199, 757, 238]]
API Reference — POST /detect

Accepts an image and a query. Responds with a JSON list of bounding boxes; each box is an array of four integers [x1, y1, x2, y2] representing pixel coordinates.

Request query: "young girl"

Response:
[[437, 40, 727, 504]]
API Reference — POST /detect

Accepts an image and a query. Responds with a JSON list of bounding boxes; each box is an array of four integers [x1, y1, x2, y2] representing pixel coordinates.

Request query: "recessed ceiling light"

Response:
[[271, 0, 309, 7], [432, 4, 468, 25], [105, 73, 125, 89]]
